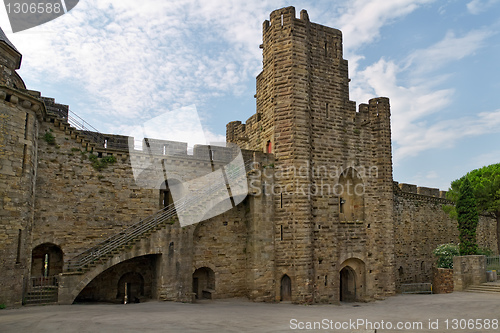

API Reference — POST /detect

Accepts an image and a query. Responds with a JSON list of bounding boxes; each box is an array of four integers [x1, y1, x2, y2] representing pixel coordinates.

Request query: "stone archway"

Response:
[[117, 272, 145, 303], [280, 274, 292, 301], [31, 243, 63, 278], [193, 267, 215, 299], [339, 258, 366, 302]]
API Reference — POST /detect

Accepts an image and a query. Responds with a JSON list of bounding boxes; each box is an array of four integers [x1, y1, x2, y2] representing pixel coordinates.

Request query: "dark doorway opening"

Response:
[[340, 266, 356, 302], [117, 272, 144, 303], [192, 267, 215, 299], [280, 274, 292, 301]]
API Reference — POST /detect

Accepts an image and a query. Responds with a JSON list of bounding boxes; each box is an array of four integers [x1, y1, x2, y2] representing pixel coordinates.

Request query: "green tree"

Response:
[[456, 178, 478, 255], [447, 163, 500, 253]]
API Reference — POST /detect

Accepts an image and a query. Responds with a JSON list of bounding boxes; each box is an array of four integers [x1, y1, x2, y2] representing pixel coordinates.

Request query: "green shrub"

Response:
[[43, 132, 56, 145], [433, 243, 460, 269], [88, 154, 116, 171], [0, 303, 6, 309]]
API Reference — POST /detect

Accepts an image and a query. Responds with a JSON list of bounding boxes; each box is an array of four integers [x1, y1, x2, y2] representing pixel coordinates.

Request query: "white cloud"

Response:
[[334, 0, 436, 53], [348, 27, 495, 164], [394, 109, 500, 162], [406, 29, 494, 74], [467, 0, 500, 14], [6, 0, 282, 127], [472, 150, 500, 169]]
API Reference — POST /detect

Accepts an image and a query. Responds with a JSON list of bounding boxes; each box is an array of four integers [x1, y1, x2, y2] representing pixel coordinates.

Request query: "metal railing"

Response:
[[66, 159, 257, 272], [67, 110, 108, 147], [486, 256, 500, 275], [24, 276, 59, 305]]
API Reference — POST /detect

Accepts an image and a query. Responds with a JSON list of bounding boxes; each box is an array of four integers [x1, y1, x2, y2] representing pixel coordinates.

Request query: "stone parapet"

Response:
[[453, 255, 487, 291]]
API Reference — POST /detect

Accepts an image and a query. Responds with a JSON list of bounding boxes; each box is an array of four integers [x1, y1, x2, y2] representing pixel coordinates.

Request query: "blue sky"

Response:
[[1, 0, 499, 191]]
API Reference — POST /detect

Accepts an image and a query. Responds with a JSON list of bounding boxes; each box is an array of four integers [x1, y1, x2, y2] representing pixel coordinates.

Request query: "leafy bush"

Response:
[[88, 154, 116, 171], [0, 303, 6, 309], [433, 243, 460, 269], [43, 132, 56, 145]]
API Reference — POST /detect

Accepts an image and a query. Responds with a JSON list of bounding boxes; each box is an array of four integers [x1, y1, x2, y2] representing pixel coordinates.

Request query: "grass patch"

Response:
[[43, 132, 56, 145], [89, 154, 117, 171]]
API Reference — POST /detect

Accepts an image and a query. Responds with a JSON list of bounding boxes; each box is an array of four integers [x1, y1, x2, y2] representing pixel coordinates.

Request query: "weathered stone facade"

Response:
[[0, 8, 498, 308]]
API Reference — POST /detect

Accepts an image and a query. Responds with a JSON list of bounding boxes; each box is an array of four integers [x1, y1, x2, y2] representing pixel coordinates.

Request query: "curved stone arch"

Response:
[[63, 249, 162, 304], [31, 242, 64, 278], [32, 237, 63, 250], [192, 266, 216, 299], [280, 274, 292, 301], [339, 258, 366, 302], [116, 271, 145, 300], [337, 167, 365, 222], [192, 262, 217, 274]]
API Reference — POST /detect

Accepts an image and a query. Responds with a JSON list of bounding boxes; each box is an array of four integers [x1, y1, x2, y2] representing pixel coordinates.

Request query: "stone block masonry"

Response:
[[0, 8, 498, 307]]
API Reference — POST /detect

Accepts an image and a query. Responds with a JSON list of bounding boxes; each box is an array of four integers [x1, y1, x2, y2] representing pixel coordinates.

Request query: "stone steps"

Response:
[[24, 287, 58, 305], [79, 218, 177, 271], [466, 283, 500, 294]]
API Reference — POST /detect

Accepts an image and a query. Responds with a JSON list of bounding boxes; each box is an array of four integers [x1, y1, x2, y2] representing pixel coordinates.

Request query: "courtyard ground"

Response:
[[0, 291, 499, 332]]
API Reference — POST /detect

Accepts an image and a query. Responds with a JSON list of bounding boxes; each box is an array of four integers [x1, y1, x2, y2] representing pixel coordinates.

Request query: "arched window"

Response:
[[31, 243, 63, 278], [338, 168, 364, 221], [266, 140, 272, 154]]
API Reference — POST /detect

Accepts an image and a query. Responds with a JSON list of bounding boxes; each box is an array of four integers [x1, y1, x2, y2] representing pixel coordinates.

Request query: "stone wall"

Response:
[[453, 255, 486, 291], [393, 183, 457, 290], [33, 117, 159, 260], [432, 268, 453, 294], [394, 183, 498, 291], [227, 7, 396, 303], [0, 87, 44, 307]]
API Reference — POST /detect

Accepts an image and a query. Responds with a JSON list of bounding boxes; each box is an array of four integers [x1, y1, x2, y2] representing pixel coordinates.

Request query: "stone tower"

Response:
[[227, 7, 395, 302], [0, 27, 46, 306]]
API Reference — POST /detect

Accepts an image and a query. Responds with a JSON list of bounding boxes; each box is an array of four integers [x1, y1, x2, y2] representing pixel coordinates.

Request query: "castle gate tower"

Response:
[[227, 7, 396, 302]]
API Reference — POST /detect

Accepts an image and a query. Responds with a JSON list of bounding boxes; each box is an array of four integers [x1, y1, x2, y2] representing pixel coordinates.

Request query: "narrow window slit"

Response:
[[16, 229, 22, 264], [24, 113, 29, 139]]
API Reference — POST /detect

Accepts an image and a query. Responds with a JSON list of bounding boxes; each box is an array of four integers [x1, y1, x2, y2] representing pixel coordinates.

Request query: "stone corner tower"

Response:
[[227, 6, 395, 303], [0, 26, 45, 307]]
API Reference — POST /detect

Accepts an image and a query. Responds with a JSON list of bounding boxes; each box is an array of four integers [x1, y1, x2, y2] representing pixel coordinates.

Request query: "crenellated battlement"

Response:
[[394, 181, 449, 201]]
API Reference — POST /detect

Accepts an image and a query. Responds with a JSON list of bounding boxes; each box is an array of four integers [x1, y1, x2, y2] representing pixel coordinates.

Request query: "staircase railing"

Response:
[[67, 110, 108, 147], [66, 159, 257, 272]]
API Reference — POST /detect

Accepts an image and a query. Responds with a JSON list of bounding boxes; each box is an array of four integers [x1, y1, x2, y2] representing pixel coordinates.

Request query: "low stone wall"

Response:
[[453, 255, 486, 291], [432, 267, 453, 294]]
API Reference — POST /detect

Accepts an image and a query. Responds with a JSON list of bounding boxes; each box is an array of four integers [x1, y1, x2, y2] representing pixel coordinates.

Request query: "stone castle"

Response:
[[0, 7, 498, 307]]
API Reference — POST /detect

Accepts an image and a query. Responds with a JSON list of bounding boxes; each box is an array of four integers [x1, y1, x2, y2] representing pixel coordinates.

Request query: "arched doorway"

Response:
[[280, 274, 292, 301], [31, 243, 63, 278], [339, 266, 356, 302], [193, 267, 215, 299], [339, 258, 366, 302], [117, 272, 145, 303]]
